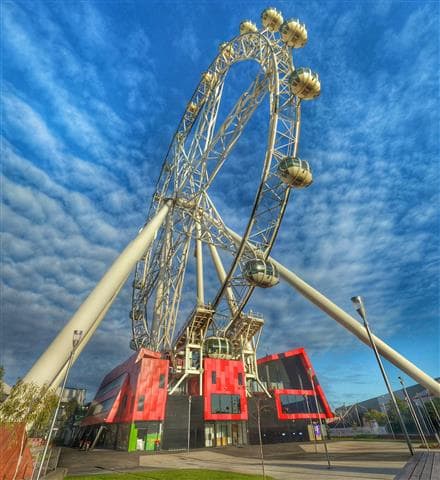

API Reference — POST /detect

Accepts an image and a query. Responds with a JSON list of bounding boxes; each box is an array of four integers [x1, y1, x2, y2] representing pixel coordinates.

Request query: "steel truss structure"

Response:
[[129, 15, 314, 396]]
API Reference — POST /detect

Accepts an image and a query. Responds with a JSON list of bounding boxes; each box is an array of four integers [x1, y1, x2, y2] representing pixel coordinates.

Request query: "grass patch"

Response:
[[66, 470, 273, 480]]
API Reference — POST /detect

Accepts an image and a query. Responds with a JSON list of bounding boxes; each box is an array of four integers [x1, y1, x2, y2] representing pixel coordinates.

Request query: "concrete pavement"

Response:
[[60, 440, 420, 479]]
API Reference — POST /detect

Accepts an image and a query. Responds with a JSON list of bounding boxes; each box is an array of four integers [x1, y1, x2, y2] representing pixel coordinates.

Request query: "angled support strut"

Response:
[[24, 200, 172, 388], [226, 227, 440, 397]]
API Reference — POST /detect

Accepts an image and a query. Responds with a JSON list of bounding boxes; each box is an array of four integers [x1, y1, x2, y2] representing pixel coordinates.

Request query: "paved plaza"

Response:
[[59, 440, 429, 480]]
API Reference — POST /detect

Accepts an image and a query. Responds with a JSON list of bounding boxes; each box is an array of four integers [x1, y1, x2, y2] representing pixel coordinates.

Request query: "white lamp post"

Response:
[[36, 330, 83, 480], [351, 296, 413, 455]]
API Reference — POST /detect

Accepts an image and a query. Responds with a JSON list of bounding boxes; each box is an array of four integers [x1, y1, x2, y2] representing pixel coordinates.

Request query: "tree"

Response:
[[0, 380, 58, 434], [362, 409, 387, 427], [385, 398, 415, 434], [0, 365, 5, 400], [0, 380, 58, 480], [424, 398, 440, 431]]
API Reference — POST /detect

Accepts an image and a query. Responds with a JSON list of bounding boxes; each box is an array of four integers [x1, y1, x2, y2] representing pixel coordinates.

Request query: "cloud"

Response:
[[1, 1, 438, 408]]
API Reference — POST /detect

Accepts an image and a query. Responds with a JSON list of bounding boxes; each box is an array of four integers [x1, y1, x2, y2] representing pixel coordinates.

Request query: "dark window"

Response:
[[96, 373, 127, 398], [211, 394, 241, 414], [211, 371, 216, 384], [258, 356, 312, 390], [137, 395, 145, 411], [159, 374, 165, 389], [88, 396, 116, 416], [279, 394, 323, 414], [121, 395, 127, 411], [238, 373, 243, 386]]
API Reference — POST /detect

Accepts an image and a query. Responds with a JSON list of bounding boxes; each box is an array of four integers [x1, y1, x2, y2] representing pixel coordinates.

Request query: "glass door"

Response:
[[205, 423, 214, 447]]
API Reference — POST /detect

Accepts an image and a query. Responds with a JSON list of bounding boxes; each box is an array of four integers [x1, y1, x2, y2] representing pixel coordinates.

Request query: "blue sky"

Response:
[[1, 0, 439, 408]]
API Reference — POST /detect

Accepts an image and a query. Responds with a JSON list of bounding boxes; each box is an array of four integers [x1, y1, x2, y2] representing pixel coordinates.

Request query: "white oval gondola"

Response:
[[240, 20, 258, 35], [243, 259, 279, 288], [204, 337, 233, 359], [278, 157, 313, 188], [261, 7, 284, 32], [289, 68, 321, 100], [280, 19, 307, 48]]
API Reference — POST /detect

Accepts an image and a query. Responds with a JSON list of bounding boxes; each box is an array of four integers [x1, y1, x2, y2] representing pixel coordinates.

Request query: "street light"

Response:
[[351, 296, 414, 456], [36, 330, 83, 480]]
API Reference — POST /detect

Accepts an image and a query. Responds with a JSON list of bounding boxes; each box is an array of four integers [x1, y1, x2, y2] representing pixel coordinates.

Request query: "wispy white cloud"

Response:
[[1, 1, 438, 406]]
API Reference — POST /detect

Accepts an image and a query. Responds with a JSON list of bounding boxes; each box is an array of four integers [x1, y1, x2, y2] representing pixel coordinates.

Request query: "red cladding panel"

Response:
[[82, 348, 168, 426], [203, 358, 248, 421], [133, 357, 168, 421]]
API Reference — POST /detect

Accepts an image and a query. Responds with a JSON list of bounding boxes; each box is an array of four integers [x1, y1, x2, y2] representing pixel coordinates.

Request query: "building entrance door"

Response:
[[205, 422, 247, 447], [205, 423, 214, 447], [232, 423, 238, 445]]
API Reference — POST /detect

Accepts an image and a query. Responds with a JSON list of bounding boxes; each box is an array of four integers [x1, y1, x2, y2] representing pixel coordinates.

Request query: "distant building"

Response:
[[58, 386, 87, 406], [79, 346, 333, 451], [334, 378, 439, 419], [331, 378, 440, 436]]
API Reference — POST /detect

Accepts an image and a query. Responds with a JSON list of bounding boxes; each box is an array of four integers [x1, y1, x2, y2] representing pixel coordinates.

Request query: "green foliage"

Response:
[[66, 471, 273, 480], [385, 398, 415, 434], [0, 380, 58, 434], [424, 398, 440, 429], [425, 398, 440, 418], [362, 409, 387, 426], [63, 398, 79, 421], [0, 365, 4, 397]]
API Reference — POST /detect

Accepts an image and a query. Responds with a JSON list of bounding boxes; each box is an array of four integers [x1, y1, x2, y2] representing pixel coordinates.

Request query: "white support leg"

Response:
[[208, 241, 237, 313], [196, 220, 205, 306], [50, 274, 129, 389], [226, 227, 440, 397], [23, 200, 172, 388]]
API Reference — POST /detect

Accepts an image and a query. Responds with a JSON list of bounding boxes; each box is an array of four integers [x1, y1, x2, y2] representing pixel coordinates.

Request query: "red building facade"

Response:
[[83, 349, 168, 426], [81, 346, 332, 450]]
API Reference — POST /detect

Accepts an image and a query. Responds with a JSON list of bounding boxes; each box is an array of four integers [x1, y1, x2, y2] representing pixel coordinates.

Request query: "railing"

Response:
[[329, 426, 388, 437], [31, 446, 61, 479]]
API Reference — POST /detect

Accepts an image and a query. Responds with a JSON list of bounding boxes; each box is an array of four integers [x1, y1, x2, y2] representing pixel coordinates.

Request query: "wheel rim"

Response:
[[131, 27, 305, 353]]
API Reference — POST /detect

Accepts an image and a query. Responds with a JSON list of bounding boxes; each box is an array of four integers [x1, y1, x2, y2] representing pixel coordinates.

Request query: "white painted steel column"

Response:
[[196, 220, 205, 305], [226, 227, 440, 397], [24, 200, 172, 388], [50, 274, 128, 389], [208, 241, 236, 313]]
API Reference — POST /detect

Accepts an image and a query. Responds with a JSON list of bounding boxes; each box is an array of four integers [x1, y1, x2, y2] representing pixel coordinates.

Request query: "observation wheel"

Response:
[[130, 9, 320, 388]]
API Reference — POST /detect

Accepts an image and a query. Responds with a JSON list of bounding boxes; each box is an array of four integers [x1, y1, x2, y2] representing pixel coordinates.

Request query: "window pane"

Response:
[[280, 394, 322, 414], [137, 395, 145, 411], [211, 394, 241, 414], [212, 371, 216, 384], [96, 373, 127, 397], [212, 394, 221, 413], [159, 374, 165, 388]]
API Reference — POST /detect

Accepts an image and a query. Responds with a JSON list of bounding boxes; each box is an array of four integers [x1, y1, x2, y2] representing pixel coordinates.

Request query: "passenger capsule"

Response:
[[240, 20, 258, 35], [261, 7, 284, 32], [187, 102, 199, 114], [243, 259, 279, 288], [219, 42, 234, 60], [289, 68, 321, 100], [204, 337, 233, 359], [278, 157, 313, 188], [280, 19, 307, 48]]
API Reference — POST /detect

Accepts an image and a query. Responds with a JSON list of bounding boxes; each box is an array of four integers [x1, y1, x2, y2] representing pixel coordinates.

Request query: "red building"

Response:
[[80, 346, 333, 450]]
